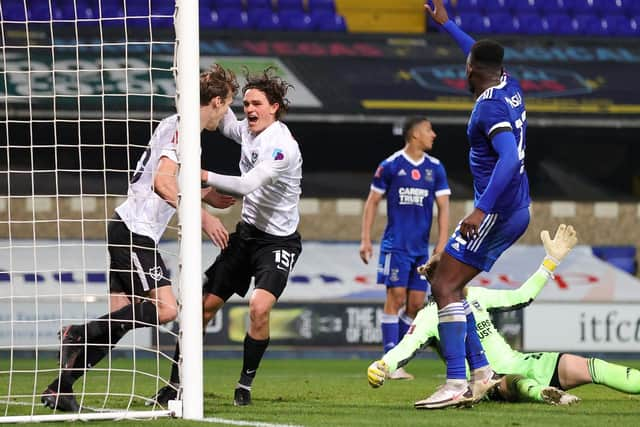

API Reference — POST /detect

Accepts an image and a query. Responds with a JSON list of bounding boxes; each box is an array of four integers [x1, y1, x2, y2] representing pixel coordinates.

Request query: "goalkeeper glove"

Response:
[[367, 360, 389, 388], [540, 224, 578, 273], [417, 252, 441, 282]]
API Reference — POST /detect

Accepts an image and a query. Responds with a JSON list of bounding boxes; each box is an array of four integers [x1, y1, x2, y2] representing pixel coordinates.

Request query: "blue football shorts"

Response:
[[376, 251, 430, 292], [445, 205, 530, 272]]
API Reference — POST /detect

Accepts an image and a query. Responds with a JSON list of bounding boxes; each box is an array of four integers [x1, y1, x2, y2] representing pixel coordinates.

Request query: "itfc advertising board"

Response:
[[1, 240, 639, 352]]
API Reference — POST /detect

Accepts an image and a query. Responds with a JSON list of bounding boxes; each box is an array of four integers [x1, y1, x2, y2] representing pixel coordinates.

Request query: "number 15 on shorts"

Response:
[[273, 249, 296, 272]]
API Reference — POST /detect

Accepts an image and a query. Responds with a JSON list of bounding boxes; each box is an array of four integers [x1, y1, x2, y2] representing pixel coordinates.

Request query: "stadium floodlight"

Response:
[[0, 0, 201, 422]]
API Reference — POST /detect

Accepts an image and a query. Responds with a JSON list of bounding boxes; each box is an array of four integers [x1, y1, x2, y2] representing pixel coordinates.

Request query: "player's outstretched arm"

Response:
[[472, 224, 578, 311], [202, 161, 278, 196], [424, 0, 475, 57]]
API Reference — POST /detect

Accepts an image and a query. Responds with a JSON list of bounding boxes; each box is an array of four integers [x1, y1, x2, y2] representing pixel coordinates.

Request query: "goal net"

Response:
[[0, 0, 202, 422]]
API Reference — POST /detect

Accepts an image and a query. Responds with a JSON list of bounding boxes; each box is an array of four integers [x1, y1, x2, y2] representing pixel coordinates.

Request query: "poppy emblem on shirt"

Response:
[[411, 169, 421, 180], [374, 166, 383, 178], [272, 148, 284, 161]]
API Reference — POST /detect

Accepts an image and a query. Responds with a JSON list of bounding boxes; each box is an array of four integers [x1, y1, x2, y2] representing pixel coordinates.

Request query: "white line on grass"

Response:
[[203, 417, 304, 427]]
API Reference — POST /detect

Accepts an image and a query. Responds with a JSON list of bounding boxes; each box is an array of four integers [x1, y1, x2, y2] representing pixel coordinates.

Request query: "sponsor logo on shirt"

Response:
[[411, 169, 421, 180], [398, 187, 428, 206], [272, 148, 284, 161]]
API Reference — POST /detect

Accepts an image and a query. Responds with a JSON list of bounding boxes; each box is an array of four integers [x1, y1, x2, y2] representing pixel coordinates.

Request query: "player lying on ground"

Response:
[[368, 224, 640, 407]]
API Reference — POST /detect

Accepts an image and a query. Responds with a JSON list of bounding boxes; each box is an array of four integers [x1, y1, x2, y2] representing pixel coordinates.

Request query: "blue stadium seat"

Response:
[[454, 12, 489, 34], [247, 0, 273, 11], [540, 0, 575, 14], [248, 8, 282, 30], [570, 0, 597, 15], [517, 13, 548, 34], [308, 0, 336, 14], [603, 14, 637, 36], [200, 7, 223, 29], [484, 0, 508, 13], [546, 13, 576, 35], [277, 0, 306, 13], [28, 3, 52, 20], [279, 10, 314, 30], [488, 12, 517, 34], [455, 0, 488, 12], [505, 0, 540, 14], [573, 13, 605, 35], [623, 0, 640, 15], [213, 0, 244, 11], [1, 0, 26, 21], [594, 0, 625, 15], [312, 11, 347, 31], [218, 8, 249, 29], [98, 0, 125, 19]]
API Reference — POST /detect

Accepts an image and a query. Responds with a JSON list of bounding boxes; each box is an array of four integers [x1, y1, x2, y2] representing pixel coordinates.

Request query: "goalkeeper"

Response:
[[368, 224, 640, 407]]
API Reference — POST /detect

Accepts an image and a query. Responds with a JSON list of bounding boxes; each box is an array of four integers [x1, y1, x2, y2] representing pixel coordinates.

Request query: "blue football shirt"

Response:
[[371, 150, 451, 257], [467, 73, 530, 214]]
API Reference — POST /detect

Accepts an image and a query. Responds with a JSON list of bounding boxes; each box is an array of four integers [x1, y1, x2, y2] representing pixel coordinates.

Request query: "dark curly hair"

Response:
[[242, 66, 293, 120], [200, 64, 239, 106]]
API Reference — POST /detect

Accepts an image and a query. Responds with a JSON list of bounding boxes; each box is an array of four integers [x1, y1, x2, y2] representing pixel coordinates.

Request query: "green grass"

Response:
[[2, 358, 640, 426]]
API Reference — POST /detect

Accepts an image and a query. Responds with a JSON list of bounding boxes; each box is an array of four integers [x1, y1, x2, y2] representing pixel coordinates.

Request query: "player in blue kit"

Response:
[[416, 0, 532, 408], [360, 116, 450, 380]]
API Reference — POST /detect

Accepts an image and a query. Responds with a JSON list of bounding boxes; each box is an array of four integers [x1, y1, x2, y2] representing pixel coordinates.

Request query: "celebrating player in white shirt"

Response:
[[41, 64, 239, 413], [152, 67, 303, 407]]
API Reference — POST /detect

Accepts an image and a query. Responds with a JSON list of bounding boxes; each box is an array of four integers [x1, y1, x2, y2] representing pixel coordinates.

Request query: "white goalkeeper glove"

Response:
[[367, 359, 389, 388], [540, 224, 578, 273]]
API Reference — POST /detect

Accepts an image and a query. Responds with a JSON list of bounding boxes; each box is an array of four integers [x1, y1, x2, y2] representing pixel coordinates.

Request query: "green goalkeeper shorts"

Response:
[[498, 352, 562, 388]]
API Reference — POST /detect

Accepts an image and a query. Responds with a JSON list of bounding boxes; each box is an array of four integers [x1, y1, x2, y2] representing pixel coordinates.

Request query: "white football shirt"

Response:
[[219, 109, 302, 236], [115, 114, 179, 243]]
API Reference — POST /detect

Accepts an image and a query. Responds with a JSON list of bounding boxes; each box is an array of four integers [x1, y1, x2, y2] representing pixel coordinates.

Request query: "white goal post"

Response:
[[0, 0, 202, 422]]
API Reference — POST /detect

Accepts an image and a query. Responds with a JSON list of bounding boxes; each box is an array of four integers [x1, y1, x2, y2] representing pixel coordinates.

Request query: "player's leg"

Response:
[[492, 375, 580, 405], [377, 252, 408, 355], [559, 354, 640, 394], [234, 230, 302, 406], [415, 252, 478, 409]]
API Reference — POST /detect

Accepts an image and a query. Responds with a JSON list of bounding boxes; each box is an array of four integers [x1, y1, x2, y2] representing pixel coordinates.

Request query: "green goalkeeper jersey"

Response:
[[382, 267, 552, 373]]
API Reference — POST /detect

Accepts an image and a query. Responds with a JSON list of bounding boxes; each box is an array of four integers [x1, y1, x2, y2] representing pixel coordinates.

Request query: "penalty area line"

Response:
[[202, 417, 304, 427]]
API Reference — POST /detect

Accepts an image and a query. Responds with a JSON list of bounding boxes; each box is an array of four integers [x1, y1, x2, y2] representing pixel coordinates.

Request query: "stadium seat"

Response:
[[248, 9, 282, 30], [312, 11, 347, 31], [506, 0, 540, 14], [218, 8, 249, 29], [212, 0, 244, 11], [279, 10, 314, 30], [98, 0, 125, 19], [277, 0, 306, 13], [247, 0, 273, 12], [573, 13, 605, 35], [200, 7, 223, 29], [603, 14, 637, 36], [454, 12, 489, 34], [27, 3, 52, 21], [1, 0, 26, 21], [623, 0, 640, 15], [517, 13, 548, 35], [485, 0, 508, 13], [570, 0, 597, 15], [455, 0, 488, 12], [539, 0, 575, 14], [308, 0, 336, 14], [488, 12, 517, 34], [546, 13, 576, 35], [594, 0, 625, 15]]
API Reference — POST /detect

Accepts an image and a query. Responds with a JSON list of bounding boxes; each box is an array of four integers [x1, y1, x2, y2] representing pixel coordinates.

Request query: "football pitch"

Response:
[[2, 358, 639, 426]]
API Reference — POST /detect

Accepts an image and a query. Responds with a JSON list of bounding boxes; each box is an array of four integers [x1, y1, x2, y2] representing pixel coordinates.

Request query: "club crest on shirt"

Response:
[[149, 266, 163, 281], [424, 169, 434, 182], [272, 148, 284, 161], [411, 169, 421, 180], [251, 151, 259, 163]]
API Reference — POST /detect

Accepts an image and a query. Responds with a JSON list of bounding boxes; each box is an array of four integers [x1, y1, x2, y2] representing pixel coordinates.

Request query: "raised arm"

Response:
[[425, 0, 475, 57], [471, 224, 578, 311]]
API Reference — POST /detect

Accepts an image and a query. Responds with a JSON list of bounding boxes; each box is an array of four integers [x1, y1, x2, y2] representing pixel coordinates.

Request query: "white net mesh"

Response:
[[0, 0, 184, 421]]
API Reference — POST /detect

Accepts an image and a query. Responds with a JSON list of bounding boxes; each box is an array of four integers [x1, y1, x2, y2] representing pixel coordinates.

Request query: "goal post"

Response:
[[0, 0, 202, 422]]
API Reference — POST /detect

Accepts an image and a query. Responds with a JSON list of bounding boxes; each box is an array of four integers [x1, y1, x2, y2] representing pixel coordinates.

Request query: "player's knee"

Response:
[[157, 304, 177, 324]]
